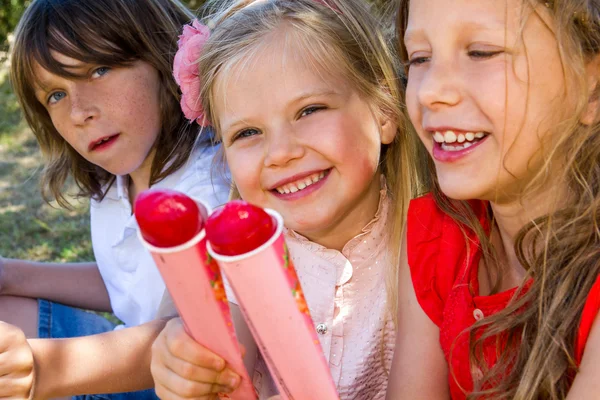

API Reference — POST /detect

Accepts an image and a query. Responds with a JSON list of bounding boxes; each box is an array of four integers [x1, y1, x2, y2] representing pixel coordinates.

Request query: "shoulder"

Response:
[[406, 194, 486, 327], [576, 272, 600, 365], [172, 145, 231, 209]]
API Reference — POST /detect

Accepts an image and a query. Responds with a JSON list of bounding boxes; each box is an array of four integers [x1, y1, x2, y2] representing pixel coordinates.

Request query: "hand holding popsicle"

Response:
[[151, 318, 242, 400]]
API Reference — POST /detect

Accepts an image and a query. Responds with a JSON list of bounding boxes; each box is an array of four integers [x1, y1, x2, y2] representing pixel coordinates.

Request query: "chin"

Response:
[[437, 178, 489, 202]]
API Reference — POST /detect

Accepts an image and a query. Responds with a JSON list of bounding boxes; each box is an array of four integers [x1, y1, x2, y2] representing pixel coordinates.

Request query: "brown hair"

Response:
[[397, 0, 600, 398], [10, 0, 207, 207], [198, 0, 427, 319]]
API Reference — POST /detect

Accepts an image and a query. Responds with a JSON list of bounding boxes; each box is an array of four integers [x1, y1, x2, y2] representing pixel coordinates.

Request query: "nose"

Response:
[[263, 124, 305, 168], [69, 84, 99, 125], [417, 58, 462, 110]]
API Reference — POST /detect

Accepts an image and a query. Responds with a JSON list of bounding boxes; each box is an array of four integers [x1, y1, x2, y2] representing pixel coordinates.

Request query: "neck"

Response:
[[128, 148, 156, 206], [299, 176, 383, 251], [489, 182, 567, 277]]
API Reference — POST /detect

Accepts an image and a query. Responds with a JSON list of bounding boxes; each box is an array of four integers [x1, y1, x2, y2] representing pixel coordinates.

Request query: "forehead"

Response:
[[32, 52, 89, 91], [405, 0, 516, 40], [213, 29, 349, 111]]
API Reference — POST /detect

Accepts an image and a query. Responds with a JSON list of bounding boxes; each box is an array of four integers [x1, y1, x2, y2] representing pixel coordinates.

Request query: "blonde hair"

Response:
[[10, 0, 206, 207], [198, 0, 426, 320], [397, 0, 600, 398]]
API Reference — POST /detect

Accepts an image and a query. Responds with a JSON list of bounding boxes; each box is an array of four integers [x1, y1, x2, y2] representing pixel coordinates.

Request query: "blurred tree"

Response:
[[0, 0, 31, 52], [1, 0, 393, 53]]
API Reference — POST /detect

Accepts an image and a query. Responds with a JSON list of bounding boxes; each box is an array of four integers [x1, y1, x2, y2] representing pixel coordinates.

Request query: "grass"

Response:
[[0, 61, 93, 262], [0, 57, 121, 323]]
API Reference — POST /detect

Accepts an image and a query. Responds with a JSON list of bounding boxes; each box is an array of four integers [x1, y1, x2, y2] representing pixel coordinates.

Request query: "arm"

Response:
[[29, 319, 167, 399], [567, 313, 600, 399], [386, 235, 450, 400], [0, 257, 111, 312]]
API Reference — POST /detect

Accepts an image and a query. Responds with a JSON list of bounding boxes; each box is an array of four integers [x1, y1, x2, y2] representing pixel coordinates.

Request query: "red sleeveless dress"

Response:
[[407, 194, 600, 399]]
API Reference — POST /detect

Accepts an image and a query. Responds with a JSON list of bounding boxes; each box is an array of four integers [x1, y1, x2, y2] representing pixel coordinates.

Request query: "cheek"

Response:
[[224, 148, 261, 199]]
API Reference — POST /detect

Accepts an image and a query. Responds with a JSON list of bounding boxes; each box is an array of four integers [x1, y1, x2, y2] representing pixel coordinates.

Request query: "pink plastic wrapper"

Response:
[[137, 200, 256, 399], [207, 209, 339, 400]]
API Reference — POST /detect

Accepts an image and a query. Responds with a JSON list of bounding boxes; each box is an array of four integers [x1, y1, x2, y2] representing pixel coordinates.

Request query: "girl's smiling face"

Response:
[[214, 33, 395, 249], [404, 0, 570, 203]]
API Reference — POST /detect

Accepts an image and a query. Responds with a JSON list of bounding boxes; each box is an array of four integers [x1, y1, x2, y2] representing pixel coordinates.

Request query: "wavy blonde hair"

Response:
[[397, 0, 600, 398], [197, 0, 427, 320]]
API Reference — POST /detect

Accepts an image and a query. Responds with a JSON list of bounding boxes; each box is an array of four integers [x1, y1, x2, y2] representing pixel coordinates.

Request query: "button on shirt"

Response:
[[91, 146, 230, 328], [251, 188, 396, 400], [157, 183, 396, 399]]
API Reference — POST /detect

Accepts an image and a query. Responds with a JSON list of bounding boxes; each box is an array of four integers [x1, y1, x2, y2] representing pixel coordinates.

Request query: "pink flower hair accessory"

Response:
[[173, 19, 211, 127]]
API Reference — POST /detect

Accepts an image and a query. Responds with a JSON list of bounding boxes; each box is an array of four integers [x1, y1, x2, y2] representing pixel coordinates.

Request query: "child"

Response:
[[387, 0, 600, 399], [0, 0, 229, 398], [149, 0, 424, 399]]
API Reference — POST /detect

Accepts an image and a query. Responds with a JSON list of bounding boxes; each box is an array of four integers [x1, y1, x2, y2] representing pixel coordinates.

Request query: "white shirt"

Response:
[[90, 145, 230, 328]]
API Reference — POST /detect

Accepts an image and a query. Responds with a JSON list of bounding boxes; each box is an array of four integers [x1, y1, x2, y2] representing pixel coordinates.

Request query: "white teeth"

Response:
[[275, 171, 326, 195], [444, 131, 457, 143], [432, 130, 488, 146], [463, 142, 472, 148]]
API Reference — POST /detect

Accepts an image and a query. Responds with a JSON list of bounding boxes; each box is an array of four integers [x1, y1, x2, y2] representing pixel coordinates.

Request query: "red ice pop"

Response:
[[135, 189, 204, 248], [206, 200, 276, 256], [206, 201, 339, 400], [135, 190, 256, 399]]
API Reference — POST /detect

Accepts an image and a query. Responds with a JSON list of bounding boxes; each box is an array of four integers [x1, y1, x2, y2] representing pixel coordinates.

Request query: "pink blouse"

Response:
[[250, 188, 395, 399], [158, 188, 395, 399]]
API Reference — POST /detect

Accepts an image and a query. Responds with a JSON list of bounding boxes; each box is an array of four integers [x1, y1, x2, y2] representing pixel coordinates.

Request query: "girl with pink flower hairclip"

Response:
[[0, 0, 230, 399], [150, 0, 426, 399]]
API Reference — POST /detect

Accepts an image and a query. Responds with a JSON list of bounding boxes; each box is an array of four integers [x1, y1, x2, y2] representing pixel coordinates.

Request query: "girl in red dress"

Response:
[[387, 1, 600, 399]]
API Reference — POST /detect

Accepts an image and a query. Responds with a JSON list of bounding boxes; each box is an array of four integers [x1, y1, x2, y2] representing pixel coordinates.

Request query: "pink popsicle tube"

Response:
[[137, 200, 256, 399], [207, 209, 339, 400]]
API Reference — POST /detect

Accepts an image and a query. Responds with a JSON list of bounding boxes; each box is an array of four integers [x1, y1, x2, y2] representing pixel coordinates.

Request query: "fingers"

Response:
[[0, 323, 34, 400], [0, 373, 34, 398], [164, 319, 226, 369], [151, 318, 241, 399]]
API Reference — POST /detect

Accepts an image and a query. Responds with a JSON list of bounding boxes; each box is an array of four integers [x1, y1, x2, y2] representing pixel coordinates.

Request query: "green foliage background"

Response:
[[0, 0, 393, 51]]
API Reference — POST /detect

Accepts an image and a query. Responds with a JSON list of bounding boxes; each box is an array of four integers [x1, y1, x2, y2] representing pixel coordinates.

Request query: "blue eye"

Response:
[[407, 56, 430, 67], [300, 106, 324, 117], [47, 91, 66, 105], [232, 128, 260, 142], [92, 66, 110, 78]]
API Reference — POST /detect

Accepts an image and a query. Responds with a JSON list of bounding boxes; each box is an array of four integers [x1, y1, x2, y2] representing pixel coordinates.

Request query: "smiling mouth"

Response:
[[432, 130, 489, 151], [272, 170, 330, 195]]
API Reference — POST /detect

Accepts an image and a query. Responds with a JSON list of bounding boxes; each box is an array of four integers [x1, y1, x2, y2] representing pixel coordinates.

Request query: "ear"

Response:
[[379, 113, 397, 145], [580, 53, 600, 126]]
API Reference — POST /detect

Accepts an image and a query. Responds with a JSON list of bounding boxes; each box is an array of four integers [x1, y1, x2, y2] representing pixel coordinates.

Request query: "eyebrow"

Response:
[[404, 19, 506, 45], [33, 62, 91, 95], [220, 89, 341, 133]]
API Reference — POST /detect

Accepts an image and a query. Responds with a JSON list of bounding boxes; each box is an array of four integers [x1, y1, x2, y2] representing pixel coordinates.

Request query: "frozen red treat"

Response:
[[206, 200, 276, 256], [135, 189, 204, 248]]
